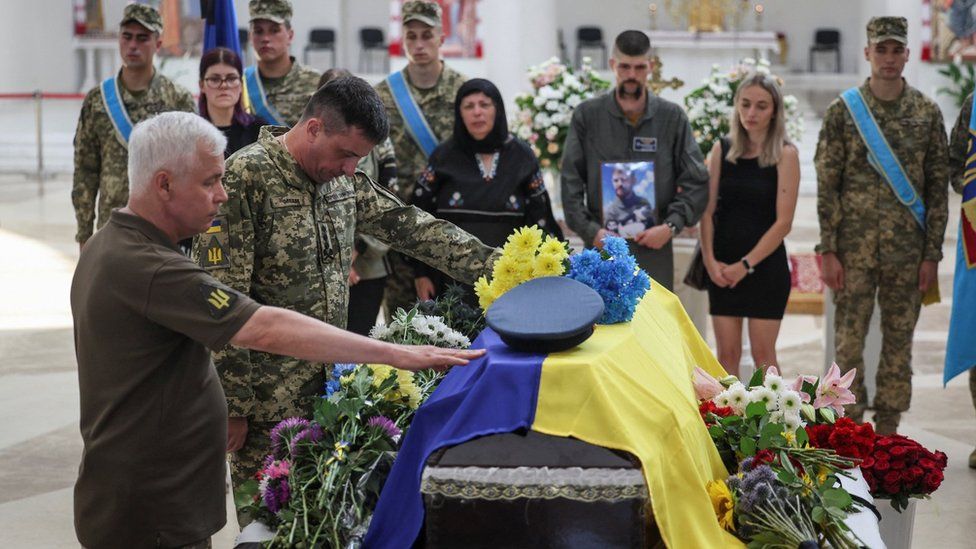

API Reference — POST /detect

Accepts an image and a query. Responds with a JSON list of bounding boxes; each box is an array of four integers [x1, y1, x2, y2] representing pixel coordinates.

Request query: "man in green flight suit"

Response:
[[245, 0, 321, 127], [72, 3, 195, 249], [374, 0, 468, 316], [815, 16, 949, 434], [194, 76, 499, 526]]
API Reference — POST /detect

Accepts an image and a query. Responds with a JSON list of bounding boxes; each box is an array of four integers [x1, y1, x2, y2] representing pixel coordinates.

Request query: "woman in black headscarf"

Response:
[[412, 78, 562, 303]]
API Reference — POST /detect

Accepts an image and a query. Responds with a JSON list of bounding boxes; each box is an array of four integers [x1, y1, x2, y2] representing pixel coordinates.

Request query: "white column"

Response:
[[480, 0, 559, 113]]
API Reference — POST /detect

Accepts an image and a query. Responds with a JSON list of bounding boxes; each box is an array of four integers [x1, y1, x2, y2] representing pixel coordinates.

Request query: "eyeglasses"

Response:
[[203, 75, 241, 89]]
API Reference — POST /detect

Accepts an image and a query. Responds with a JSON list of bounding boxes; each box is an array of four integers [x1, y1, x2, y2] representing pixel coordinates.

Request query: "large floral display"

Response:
[[684, 57, 804, 157]]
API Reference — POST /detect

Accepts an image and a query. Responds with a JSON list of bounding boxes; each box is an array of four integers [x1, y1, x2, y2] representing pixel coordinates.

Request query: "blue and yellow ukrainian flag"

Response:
[[202, 0, 241, 56], [364, 282, 742, 549], [945, 95, 976, 385]]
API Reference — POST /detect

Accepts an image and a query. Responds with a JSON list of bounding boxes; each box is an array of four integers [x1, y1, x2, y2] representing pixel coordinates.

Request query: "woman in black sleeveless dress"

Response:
[[699, 73, 800, 376]]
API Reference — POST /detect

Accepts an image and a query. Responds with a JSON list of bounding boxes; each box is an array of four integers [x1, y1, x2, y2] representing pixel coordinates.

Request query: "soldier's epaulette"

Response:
[[357, 169, 406, 207]]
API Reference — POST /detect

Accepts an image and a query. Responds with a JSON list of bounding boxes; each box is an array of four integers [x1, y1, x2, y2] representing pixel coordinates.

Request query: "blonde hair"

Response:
[[726, 72, 789, 167]]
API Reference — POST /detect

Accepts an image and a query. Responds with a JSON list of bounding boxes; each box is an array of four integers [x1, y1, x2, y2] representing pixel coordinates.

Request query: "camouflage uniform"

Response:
[[815, 18, 949, 426], [194, 127, 498, 520], [247, 0, 321, 128], [71, 5, 195, 244], [947, 93, 976, 465], [374, 61, 466, 316]]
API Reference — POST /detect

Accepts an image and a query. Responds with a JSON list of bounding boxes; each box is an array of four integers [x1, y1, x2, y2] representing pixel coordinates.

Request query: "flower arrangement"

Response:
[[807, 418, 948, 512], [512, 57, 611, 169], [695, 365, 867, 547], [242, 362, 425, 547], [683, 57, 803, 157], [474, 226, 570, 311], [240, 303, 474, 547], [565, 236, 651, 324], [416, 283, 486, 341], [369, 306, 471, 350]]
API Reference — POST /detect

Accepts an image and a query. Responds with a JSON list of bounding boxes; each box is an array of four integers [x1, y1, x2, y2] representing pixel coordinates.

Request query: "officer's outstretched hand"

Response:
[[389, 345, 486, 372], [821, 253, 844, 291]]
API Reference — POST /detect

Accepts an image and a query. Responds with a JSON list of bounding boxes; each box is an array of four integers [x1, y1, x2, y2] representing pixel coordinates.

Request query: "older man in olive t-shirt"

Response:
[[70, 112, 483, 548]]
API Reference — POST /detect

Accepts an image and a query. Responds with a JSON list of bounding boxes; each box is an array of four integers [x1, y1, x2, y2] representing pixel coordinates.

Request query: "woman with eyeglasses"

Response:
[[198, 47, 265, 157]]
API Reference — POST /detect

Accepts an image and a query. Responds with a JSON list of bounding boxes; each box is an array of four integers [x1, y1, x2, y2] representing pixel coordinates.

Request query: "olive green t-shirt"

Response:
[[71, 210, 260, 548]]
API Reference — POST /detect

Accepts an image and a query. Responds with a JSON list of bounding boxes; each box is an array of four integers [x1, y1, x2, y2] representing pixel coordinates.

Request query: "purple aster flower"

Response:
[[264, 478, 290, 514], [367, 415, 402, 441], [289, 424, 324, 457], [270, 417, 310, 457]]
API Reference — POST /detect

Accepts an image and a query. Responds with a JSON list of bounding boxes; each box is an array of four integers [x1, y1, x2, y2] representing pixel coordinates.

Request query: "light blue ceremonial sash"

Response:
[[840, 87, 926, 230], [244, 65, 285, 126], [386, 70, 438, 157], [100, 77, 134, 147]]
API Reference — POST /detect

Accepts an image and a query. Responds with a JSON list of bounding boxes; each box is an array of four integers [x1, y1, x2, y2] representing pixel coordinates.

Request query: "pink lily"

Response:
[[813, 362, 857, 416], [789, 374, 818, 403], [693, 367, 725, 401]]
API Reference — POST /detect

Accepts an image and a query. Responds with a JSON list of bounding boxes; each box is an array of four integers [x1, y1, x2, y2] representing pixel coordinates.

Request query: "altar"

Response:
[[645, 30, 780, 102]]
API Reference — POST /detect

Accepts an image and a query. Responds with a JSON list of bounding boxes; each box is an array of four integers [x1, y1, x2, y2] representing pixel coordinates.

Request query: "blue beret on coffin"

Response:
[[486, 276, 605, 353]]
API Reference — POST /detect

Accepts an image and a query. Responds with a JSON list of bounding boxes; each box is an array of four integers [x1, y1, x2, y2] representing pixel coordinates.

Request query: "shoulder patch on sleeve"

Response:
[[200, 216, 231, 270], [199, 283, 238, 319]]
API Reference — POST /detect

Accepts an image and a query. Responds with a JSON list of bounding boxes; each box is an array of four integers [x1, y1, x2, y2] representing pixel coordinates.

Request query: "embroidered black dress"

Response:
[[707, 137, 791, 319], [413, 135, 562, 302]]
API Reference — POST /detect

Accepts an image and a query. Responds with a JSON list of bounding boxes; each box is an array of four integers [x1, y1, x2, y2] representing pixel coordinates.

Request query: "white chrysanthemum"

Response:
[[727, 383, 749, 413], [713, 390, 732, 408], [566, 94, 583, 108], [258, 476, 269, 498], [545, 126, 559, 140], [782, 411, 804, 431], [763, 373, 785, 393], [517, 125, 532, 140], [750, 387, 779, 410], [369, 323, 391, 340], [533, 95, 547, 108], [778, 390, 802, 413]]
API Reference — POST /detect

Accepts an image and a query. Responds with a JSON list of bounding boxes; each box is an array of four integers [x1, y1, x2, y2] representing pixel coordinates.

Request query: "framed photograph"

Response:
[[601, 161, 656, 239]]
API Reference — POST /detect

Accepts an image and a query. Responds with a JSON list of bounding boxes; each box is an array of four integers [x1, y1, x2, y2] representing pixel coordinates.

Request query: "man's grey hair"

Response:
[[128, 112, 227, 192]]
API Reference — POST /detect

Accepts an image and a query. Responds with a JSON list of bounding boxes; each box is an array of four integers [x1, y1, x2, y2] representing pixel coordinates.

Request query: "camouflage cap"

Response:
[[401, 1, 442, 28], [120, 3, 163, 34], [249, 0, 292, 24], [867, 16, 908, 45]]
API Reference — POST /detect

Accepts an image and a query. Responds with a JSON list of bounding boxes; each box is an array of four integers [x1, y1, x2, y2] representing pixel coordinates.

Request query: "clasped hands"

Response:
[[706, 258, 748, 288], [594, 225, 672, 250]]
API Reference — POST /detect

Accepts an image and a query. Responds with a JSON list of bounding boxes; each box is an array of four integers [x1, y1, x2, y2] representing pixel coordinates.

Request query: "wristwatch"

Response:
[[741, 258, 755, 274], [665, 221, 678, 238]]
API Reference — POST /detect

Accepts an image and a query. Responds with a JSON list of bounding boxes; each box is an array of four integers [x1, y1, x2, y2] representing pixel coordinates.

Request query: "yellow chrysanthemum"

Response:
[[492, 256, 523, 288], [396, 369, 422, 409], [368, 364, 395, 389], [474, 275, 492, 302], [532, 252, 565, 277], [505, 226, 543, 256], [706, 480, 735, 532], [538, 236, 567, 260]]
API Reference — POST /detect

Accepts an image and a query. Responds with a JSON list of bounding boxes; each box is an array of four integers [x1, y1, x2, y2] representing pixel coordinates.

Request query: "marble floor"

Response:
[[0, 113, 973, 546]]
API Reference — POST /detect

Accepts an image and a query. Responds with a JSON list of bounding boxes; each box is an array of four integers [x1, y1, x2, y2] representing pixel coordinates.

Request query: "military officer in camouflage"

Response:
[[246, 0, 321, 127], [947, 92, 976, 468], [195, 76, 499, 525], [375, 0, 468, 316], [815, 16, 949, 434], [72, 4, 195, 248]]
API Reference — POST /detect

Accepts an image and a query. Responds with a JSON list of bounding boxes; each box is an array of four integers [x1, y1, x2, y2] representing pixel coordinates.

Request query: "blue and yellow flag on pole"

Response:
[[202, 0, 241, 56], [944, 93, 976, 385]]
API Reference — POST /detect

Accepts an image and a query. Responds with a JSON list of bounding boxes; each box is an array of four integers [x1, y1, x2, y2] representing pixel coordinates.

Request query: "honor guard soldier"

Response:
[[374, 0, 468, 316], [815, 17, 949, 434], [244, 0, 321, 127], [194, 77, 499, 526], [947, 91, 976, 468], [72, 3, 195, 249]]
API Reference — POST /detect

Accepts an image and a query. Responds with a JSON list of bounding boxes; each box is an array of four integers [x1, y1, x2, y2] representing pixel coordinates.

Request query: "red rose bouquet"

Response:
[[860, 434, 948, 511], [806, 420, 948, 512]]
